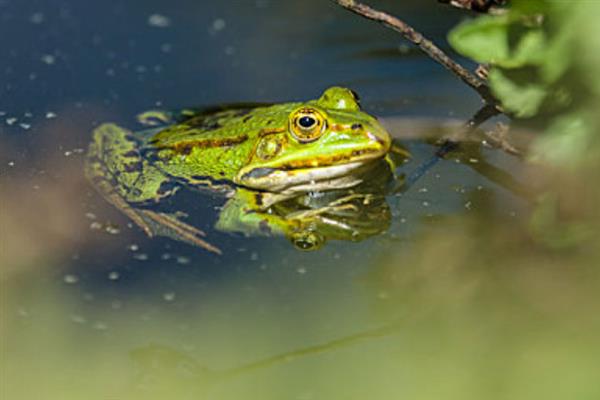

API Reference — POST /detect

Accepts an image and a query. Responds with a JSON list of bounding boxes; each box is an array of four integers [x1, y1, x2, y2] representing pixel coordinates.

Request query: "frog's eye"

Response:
[[290, 108, 326, 143]]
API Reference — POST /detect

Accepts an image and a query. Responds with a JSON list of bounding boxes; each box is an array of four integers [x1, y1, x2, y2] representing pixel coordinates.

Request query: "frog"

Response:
[[85, 87, 409, 254]]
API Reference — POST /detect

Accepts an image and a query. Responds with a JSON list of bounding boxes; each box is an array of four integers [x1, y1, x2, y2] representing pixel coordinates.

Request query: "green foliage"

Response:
[[448, 0, 600, 168]]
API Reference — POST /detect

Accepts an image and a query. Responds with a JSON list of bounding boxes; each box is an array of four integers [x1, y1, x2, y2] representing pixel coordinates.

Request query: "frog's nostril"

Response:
[[351, 123, 362, 130]]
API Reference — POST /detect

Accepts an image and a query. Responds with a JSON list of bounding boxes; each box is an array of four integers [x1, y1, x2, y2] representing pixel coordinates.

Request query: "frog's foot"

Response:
[[137, 209, 222, 255], [286, 193, 376, 220]]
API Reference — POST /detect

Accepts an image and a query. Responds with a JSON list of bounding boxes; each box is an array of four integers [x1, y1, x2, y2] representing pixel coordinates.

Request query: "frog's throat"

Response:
[[235, 159, 377, 192]]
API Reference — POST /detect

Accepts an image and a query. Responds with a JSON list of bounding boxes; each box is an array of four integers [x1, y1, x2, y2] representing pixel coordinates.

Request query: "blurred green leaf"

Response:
[[488, 69, 547, 117], [529, 112, 592, 167], [448, 16, 546, 69], [448, 16, 511, 65]]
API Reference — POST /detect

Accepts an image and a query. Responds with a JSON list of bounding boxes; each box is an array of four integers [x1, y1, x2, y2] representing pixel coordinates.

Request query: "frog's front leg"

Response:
[[215, 189, 325, 250], [85, 123, 221, 253]]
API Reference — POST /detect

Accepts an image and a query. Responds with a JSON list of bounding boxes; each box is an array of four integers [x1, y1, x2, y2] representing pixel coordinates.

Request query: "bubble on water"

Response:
[[128, 243, 139, 252], [29, 12, 45, 24], [41, 54, 56, 65], [63, 274, 79, 284], [133, 253, 148, 261], [210, 18, 226, 33], [224, 45, 236, 56], [105, 224, 121, 235], [176, 256, 190, 265], [111, 300, 122, 310], [163, 292, 176, 302], [108, 271, 120, 281], [93, 321, 108, 330], [297, 267, 307, 275], [70, 314, 87, 324], [147, 14, 171, 28], [6, 117, 17, 125], [45, 111, 57, 119]]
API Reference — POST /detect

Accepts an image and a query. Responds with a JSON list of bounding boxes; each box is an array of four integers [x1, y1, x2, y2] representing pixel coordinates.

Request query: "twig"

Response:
[[332, 0, 499, 108], [438, 0, 507, 14]]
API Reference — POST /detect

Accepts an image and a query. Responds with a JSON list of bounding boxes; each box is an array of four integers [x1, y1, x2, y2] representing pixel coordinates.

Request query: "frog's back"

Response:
[[143, 103, 298, 182]]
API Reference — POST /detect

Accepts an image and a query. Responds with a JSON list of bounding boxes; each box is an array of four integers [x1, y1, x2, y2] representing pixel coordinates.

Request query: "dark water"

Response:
[[5, 2, 587, 400]]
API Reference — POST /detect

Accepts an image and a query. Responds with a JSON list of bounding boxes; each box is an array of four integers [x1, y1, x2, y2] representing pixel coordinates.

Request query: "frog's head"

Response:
[[235, 87, 392, 191]]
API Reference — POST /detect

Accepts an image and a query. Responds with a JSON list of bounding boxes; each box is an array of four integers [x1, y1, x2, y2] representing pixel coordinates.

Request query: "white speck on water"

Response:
[[176, 256, 190, 265], [211, 18, 226, 32], [422, 201, 430, 207], [108, 271, 120, 281], [161, 253, 172, 260], [29, 12, 45, 24], [133, 253, 148, 261], [89, 221, 102, 231], [224, 45, 236, 56], [8, 161, 15, 167], [111, 300, 122, 309], [297, 267, 307, 274], [464, 201, 472, 210], [17, 307, 29, 318], [105, 225, 121, 235], [24, 112, 33, 118], [163, 292, 176, 302], [399, 217, 407, 223], [19, 123, 31, 130], [6, 117, 17, 125], [70, 314, 87, 324], [41, 54, 56, 65], [129, 243, 139, 252], [45, 111, 57, 119], [93, 321, 108, 330], [147, 14, 171, 28], [418, 187, 428, 193], [63, 274, 79, 284], [85, 213, 97, 220], [377, 291, 390, 300]]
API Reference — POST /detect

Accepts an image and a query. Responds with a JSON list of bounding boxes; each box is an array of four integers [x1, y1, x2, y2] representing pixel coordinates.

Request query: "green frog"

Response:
[[85, 87, 408, 254]]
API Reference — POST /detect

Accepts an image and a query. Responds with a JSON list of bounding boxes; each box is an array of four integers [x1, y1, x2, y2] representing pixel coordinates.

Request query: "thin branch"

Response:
[[438, 0, 508, 14], [333, 0, 500, 108]]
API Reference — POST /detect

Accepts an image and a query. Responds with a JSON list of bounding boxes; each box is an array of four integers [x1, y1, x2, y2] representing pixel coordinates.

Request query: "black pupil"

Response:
[[298, 116, 316, 129]]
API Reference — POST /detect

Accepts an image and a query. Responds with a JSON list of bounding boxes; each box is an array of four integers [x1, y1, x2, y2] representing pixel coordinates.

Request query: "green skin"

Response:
[[85, 87, 403, 253]]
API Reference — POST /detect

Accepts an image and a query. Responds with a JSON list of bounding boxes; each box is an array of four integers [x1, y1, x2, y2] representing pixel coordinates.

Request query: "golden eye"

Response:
[[290, 108, 326, 143]]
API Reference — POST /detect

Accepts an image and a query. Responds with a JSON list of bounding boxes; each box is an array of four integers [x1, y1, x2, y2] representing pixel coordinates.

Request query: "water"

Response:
[[3, 1, 599, 399]]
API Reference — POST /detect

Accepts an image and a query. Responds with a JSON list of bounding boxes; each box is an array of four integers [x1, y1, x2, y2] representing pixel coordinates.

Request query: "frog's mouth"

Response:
[[237, 150, 385, 192]]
